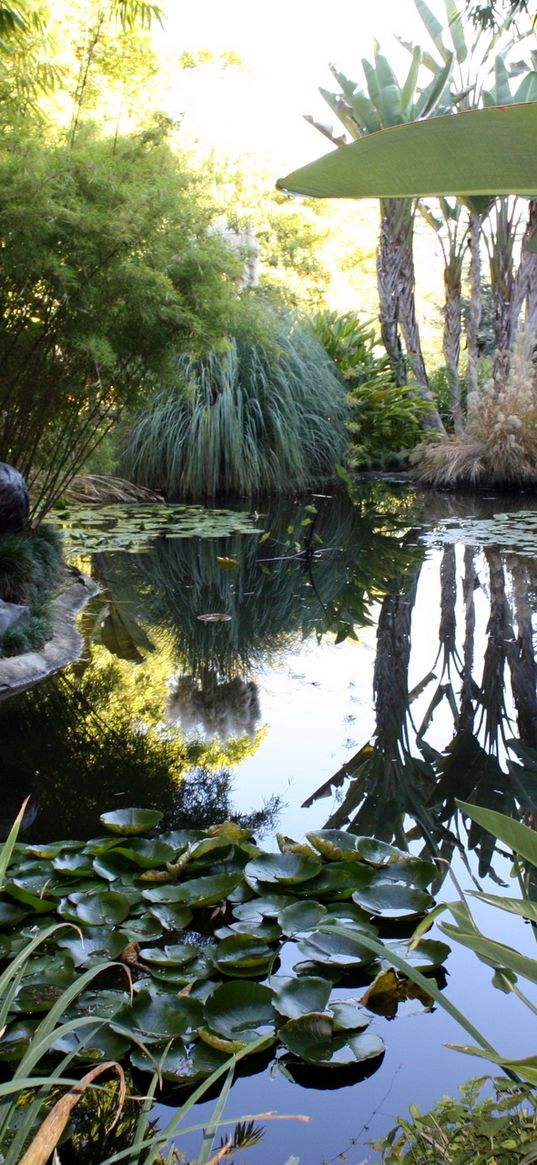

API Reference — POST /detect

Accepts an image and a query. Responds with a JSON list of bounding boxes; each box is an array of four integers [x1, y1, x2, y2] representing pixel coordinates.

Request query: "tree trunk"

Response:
[[443, 258, 464, 433], [378, 198, 445, 432], [510, 198, 537, 356], [466, 212, 482, 398]]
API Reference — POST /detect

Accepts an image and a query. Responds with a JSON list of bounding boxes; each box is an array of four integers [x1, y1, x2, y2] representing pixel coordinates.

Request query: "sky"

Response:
[[157, 0, 431, 174]]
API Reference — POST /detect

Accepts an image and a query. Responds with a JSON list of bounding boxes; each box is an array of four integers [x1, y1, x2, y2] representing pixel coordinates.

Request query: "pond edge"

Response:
[[0, 569, 99, 702]]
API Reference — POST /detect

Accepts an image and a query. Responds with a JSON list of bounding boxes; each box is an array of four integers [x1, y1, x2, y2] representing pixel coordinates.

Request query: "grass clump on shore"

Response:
[[413, 336, 537, 488], [122, 317, 348, 499]]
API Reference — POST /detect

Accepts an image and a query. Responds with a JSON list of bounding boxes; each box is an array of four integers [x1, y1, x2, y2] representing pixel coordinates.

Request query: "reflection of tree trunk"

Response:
[[480, 548, 514, 749], [507, 556, 537, 748], [460, 547, 477, 733], [466, 212, 482, 398], [374, 568, 421, 756], [510, 200, 537, 357], [438, 546, 458, 670]]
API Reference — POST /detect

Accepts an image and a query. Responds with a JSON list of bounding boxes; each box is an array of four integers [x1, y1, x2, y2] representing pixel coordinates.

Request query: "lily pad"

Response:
[[278, 901, 327, 937], [210, 934, 276, 978], [296, 928, 375, 969], [100, 809, 163, 835], [244, 853, 321, 886], [142, 872, 242, 907], [203, 981, 275, 1040], [352, 882, 433, 918], [271, 976, 332, 1021]]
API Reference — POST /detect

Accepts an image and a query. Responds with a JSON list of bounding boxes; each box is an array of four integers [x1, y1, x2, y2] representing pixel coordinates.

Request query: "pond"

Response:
[[4, 481, 537, 1163]]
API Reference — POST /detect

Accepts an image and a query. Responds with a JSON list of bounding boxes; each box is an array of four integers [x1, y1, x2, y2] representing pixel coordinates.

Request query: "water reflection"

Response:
[[305, 501, 537, 883]]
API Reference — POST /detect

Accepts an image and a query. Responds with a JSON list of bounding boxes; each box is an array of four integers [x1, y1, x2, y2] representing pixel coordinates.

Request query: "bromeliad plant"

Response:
[[0, 809, 449, 1105]]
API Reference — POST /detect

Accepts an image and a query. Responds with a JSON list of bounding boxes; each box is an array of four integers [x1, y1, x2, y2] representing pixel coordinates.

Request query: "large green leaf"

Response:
[[277, 104, 537, 199], [244, 853, 321, 886], [352, 881, 433, 917], [203, 981, 275, 1039], [456, 800, 537, 868], [271, 976, 332, 1020], [100, 808, 163, 835]]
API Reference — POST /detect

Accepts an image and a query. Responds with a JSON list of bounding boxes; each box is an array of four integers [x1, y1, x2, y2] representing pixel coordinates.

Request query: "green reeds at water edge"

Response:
[[121, 323, 348, 499]]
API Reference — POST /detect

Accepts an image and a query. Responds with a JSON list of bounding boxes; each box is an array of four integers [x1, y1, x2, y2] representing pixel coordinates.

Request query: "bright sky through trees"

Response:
[[157, 0, 427, 169]]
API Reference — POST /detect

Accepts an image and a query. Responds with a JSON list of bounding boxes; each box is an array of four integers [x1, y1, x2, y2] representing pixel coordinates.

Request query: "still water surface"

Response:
[[4, 483, 537, 1162]]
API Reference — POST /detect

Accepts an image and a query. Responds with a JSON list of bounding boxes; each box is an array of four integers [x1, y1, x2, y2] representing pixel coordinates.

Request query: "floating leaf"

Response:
[[352, 882, 433, 917], [142, 872, 242, 907], [99, 809, 163, 835], [203, 981, 275, 1039], [271, 976, 331, 1021], [210, 935, 275, 977], [244, 853, 321, 887]]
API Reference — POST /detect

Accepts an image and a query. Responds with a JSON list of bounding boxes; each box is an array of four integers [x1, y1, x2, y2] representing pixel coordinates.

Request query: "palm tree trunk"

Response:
[[378, 198, 445, 432], [466, 212, 482, 398], [443, 257, 464, 432]]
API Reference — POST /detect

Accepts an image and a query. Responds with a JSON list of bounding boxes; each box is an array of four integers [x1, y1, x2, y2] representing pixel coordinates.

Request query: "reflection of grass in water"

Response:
[[94, 493, 422, 681]]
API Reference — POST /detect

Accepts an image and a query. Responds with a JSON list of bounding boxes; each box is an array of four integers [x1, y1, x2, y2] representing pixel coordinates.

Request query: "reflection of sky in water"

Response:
[[157, 542, 537, 1165]]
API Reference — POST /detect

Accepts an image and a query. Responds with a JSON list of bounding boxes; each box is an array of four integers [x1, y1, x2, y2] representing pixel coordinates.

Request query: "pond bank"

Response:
[[0, 568, 98, 701]]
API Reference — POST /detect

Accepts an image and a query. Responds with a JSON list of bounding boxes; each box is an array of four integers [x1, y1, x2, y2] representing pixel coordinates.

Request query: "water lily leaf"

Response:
[[279, 1014, 334, 1061], [148, 903, 193, 931], [298, 863, 374, 899], [352, 882, 433, 917], [13, 983, 71, 1014], [278, 901, 327, 937], [0, 901, 28, 924], [383, 938, 451, 971], [271, 976, 332, 1020], [306, 831, 361, 860], [99, 809, 163, 835], [130, 1039, 225, 1081], [214, 919, 282, 942], [118, 913, 163, 942], [296, 928, 375, 968], [57, 928, 127, 966], [138, 944, 198, 968], [203, 981, 275, 1039], [122, 989, 201, 1038], [244, 853, 321, 886], [210, 935, 275, 977], [50, 1024, 131, 1062], [112, 838, 177, 868], [0, 1020, 40, 1060], [354, 838, 407, 865], [323, 903, 378, 931], [52, 853, 95, 876], [142, 872, 242, 907], [232, 894, 297, 922], [69, 890, 131, 927], [330, 1001, 370, 1031]]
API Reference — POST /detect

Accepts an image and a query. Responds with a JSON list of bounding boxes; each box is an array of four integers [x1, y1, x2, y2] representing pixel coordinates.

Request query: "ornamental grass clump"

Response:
[[413, 333, 537, 487], [122, 317, 349, 499]]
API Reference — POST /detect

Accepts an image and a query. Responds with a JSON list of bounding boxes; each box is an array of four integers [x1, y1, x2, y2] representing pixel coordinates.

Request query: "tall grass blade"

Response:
[[456, 798, 537, 867]]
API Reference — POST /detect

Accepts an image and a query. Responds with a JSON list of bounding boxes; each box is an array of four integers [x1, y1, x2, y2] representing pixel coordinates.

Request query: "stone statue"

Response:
[[0, 463, 29, 533]]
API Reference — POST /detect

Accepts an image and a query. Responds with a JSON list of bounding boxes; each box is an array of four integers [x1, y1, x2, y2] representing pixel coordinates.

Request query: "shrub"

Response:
[[0, 525, 63, 656], [121, 315, 349, 498], [311, 311, 429, 467], [0, 121, 240, 519], [413, 333, 537, 487]]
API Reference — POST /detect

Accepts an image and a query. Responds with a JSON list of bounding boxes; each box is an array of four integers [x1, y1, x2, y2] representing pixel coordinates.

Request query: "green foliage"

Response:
[[122, 314, 349, 498], [376, 1075, 537, 1163], [0, 525, 63, 658], [0, 121, 240, 519], [310, 312, 429, 465], [0, 814, 446, 1118]]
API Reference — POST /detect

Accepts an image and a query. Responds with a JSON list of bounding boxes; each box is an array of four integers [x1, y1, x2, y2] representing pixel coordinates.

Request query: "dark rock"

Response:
[[0, 462, 29, 533], [0, 599, 29, 636]]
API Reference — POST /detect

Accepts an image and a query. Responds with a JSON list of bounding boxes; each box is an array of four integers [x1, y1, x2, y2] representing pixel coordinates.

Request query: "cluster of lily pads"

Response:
[[0, 810, 449, 1088], [47, 504, 263, 556]]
